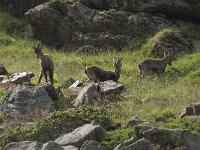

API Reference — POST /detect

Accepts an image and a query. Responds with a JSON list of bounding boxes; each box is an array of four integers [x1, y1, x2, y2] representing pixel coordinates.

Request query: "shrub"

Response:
[[0, 106, 115, 149]]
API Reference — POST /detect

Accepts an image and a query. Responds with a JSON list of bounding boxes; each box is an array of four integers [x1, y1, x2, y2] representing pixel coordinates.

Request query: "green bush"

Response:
[[0, 107, 115, 149]]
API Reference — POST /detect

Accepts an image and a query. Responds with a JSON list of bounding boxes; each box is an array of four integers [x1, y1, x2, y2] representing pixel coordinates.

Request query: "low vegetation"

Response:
[[1, 9, 200, 149]]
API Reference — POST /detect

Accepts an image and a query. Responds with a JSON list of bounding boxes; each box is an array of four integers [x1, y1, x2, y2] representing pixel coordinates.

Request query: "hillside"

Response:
[[1, 0, 200, 149]]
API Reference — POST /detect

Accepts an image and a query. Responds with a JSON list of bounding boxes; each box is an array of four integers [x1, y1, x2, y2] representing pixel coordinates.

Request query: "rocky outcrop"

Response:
[[135, 125, 200, 150], [0, 85, 55, 121], [55, 122, 106, 148], [25, 0, 176, 50], [112, 0, 200, 23], [1, 0, 49, 16]]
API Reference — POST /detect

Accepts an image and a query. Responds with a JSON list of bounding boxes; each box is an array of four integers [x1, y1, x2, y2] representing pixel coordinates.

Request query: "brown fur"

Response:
[[33, 42, 54, 85], [137, 53, 173, 78], [85, 58, 122, 82]]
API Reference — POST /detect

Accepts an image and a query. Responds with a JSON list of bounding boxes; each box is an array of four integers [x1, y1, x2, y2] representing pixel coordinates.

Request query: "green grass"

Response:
[[1, 10, 200, 149]]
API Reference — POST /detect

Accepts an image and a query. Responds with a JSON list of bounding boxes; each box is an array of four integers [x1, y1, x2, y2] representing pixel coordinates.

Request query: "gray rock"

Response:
[[1, 72, 34, 85], [100, 80, 124, 99], [135, 125, 200, 150], [25, 0, 177, 51], [0, 64, 8, 75], [80, 140, 108, 150], [0, 124, 6, 134], [3, 141, 43, 150], [151, 30, 194, 57], [180, 103, 200, 118], [62, 145, 79, 150], [114, 138, 153, 150], [0, 85, 54, 121], [41, 141, 64, 150], [68, 80, 124, 101], [55, 122, 106, 148], [73, 82, 101, 107], [113, 0, 200, 23], [1, 0, 49, 16]]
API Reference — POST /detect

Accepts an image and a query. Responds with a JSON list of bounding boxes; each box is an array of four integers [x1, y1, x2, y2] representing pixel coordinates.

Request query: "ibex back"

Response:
[[137, 52, 173, 78], [85, 58, 122, 82], [33, 42, 54, 85]]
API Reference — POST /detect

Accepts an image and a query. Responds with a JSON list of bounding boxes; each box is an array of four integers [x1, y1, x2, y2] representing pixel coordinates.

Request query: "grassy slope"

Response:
[[1, 10, 200, 148]]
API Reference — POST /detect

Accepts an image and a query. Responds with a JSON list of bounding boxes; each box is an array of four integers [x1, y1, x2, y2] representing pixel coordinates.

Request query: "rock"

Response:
[[1, 0, 49, 16], [0, 64, 8, 75], [76, 45, 99, 55], [55, 122, 106, 148], [113, 0, 200, 23], [151, 29, 194, 57], [73, 82, 101, 107], [0, 85, 54, 121], [62, 145, 79, 150], [124, 116, 145, 128], [3, 141, 43, 150], [0, 75, 7, 82], [68, 80, 124, 101], [0, 72, 34, 85], [25, 0, 179, 51], [80, 140, 108, 150], [0, 124, 6, 134], [100, 80, 124, 99], [114, 137, 137, 150], [135, 125, 200, 150], [41, 141, 63, 150], [114, 138, 153, 150], [179, 103, 200, 118]]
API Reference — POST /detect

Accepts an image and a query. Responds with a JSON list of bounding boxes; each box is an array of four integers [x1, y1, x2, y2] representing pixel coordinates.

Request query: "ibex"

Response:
[[33, 42, 54, 85], [137, 52, 173, 78], [73, 82, 101, 107], [85, 58, 122, 82]]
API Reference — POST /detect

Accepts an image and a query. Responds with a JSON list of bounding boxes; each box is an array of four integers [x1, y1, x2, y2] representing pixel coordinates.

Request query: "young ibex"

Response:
[[85, 58, 122, 82], [33, 42, 54, 85], [137, 52, 173, 78]]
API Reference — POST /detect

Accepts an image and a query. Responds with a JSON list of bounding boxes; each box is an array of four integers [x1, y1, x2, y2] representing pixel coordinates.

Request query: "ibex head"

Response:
[[164, 51, 173, 66], [32, 42, 43, 59]]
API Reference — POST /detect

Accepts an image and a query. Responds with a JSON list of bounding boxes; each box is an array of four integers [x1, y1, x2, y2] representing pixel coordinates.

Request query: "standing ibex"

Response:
[[85, 58, 122, 82], [33, 42, 54, 85], [137, 52, 173, 78]]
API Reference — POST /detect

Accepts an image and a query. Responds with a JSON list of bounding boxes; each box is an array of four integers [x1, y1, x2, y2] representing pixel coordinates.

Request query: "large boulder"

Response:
[[114, 138, 153, 150], [112, 0, 200, 23], [25, 0, 177, 50], [55, 122, 106, 148], [0, 85, 55, 121], [135, 125, 200, 150], [1, 0, 49, 16], [151, 29, 195, 57]]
